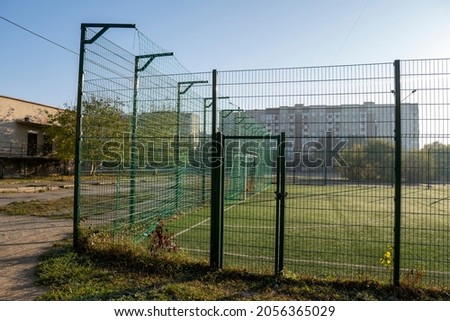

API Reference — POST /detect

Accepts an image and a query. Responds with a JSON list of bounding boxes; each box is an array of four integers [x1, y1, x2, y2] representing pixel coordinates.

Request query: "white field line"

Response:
[[173, 186, 272, 238], [180, 247, 450, 276], [172, 185, 389, 233], [222, 225, 320, 230], [173, 217, 210, 238], [181, 247, 382, 270]]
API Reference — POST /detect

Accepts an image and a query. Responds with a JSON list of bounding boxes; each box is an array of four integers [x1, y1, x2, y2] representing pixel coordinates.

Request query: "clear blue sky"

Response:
[[1, 0, 450, 107]]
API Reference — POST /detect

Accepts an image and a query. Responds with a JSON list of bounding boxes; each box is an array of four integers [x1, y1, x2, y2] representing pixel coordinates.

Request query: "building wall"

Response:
[[247, 102, 420, 151], [0, 96, 61, 157], [0, 96, 63, 176]]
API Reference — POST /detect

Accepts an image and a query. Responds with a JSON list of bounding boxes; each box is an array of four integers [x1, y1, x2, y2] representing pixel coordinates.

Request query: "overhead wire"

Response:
[[331, 0, 370, 64], [0, 16, 78, 55]]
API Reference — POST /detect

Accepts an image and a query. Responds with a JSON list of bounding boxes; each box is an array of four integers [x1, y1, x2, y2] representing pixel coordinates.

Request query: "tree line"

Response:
[[45, 99, 450, 183], [338, 139, 450, 184], [46, 97, 178, 175]]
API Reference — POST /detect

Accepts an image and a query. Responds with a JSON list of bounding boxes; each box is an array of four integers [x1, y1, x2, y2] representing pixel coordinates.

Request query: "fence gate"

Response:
[[210, 133, 286, 274]]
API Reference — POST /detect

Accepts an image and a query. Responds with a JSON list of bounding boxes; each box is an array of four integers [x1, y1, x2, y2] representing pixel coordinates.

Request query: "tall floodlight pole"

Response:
[[74, 23, 135, 250], [129, 52, 173, 224], [175, 80, 208, 210]]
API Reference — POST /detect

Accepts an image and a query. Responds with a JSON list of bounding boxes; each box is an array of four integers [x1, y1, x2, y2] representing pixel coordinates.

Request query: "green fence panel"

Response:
[[74, 26, 450, 286], [75, 26, 211, 261]]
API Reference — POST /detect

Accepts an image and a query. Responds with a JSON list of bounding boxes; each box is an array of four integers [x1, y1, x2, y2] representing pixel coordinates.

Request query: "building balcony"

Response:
[[0, 141, 53, 159]]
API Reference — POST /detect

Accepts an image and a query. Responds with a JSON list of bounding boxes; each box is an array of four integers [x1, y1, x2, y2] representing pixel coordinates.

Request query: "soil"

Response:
[[0, 186, 72, 301]]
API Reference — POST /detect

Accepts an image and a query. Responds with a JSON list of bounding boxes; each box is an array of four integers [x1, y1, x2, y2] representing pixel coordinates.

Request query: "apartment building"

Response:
[[247, 102, 420, 160]]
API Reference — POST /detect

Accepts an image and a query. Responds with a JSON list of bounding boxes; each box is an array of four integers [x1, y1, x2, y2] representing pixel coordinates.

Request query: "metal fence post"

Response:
[[275, 134, 281, 275], [211, 69, 218, 137], [130, 53, 173, 224], [73, 23, 135, 250], [219, 131, 225, 269], [73, 24, 87, 250], [210, 131, 223, 270], [275, 132, 286, 275], [393, 60, 402, 286], [279, 132, 286, 273], [210, 69, 223, 270]]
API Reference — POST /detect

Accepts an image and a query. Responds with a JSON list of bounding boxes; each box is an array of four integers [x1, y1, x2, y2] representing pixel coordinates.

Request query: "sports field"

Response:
[[167, 182, 450, 285]]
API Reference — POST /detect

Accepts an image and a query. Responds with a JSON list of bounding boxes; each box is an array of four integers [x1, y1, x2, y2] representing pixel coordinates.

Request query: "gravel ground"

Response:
[[0, 188, 74, 207], [0, 185, 73, 301]]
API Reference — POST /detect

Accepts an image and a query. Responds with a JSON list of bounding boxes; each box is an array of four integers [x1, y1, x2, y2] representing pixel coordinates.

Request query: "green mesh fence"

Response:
[[75, 26, 450, 287], [221, 137, 279, 273], [213, 64, 450, 285], [220, 110, 273, 202], [399, 59, 450, 286], [75, 26, 211, 260]]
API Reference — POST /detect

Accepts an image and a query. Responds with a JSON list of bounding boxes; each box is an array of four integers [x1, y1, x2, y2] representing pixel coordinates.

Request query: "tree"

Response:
[[46, 104, 76, 163], [364, 139, 394, 182], [403, 149, 436, 184], [338, 143, 367, 181], [135, 111, 178, 168], [47, 97, 128, 175], [424, 142, 450, 183], [338, 139, 394, 184]]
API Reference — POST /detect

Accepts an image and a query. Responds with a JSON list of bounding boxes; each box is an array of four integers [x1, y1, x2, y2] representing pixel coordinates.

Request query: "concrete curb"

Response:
[[0, 184, 74, 193]]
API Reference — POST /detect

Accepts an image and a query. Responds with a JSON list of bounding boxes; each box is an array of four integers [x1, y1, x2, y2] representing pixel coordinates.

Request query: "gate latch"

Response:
[[274, 192, 288, 200]]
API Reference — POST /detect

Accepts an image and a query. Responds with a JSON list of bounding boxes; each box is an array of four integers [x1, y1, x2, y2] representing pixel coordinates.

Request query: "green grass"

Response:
[[167, 183, 450, 286], [4, 176, 448, 297], [36, 241, 450, 300], [0, 180, 442, 299], [74, 175, 450, 287], [0, 175, 73, 185], [0, 197, 73, 218]]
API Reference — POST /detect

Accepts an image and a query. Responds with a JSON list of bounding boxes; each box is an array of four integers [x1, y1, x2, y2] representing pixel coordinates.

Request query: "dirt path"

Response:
[[0, 208, 72, 300], [0, 186, 73, 301], [0, 188, 74, 207]]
